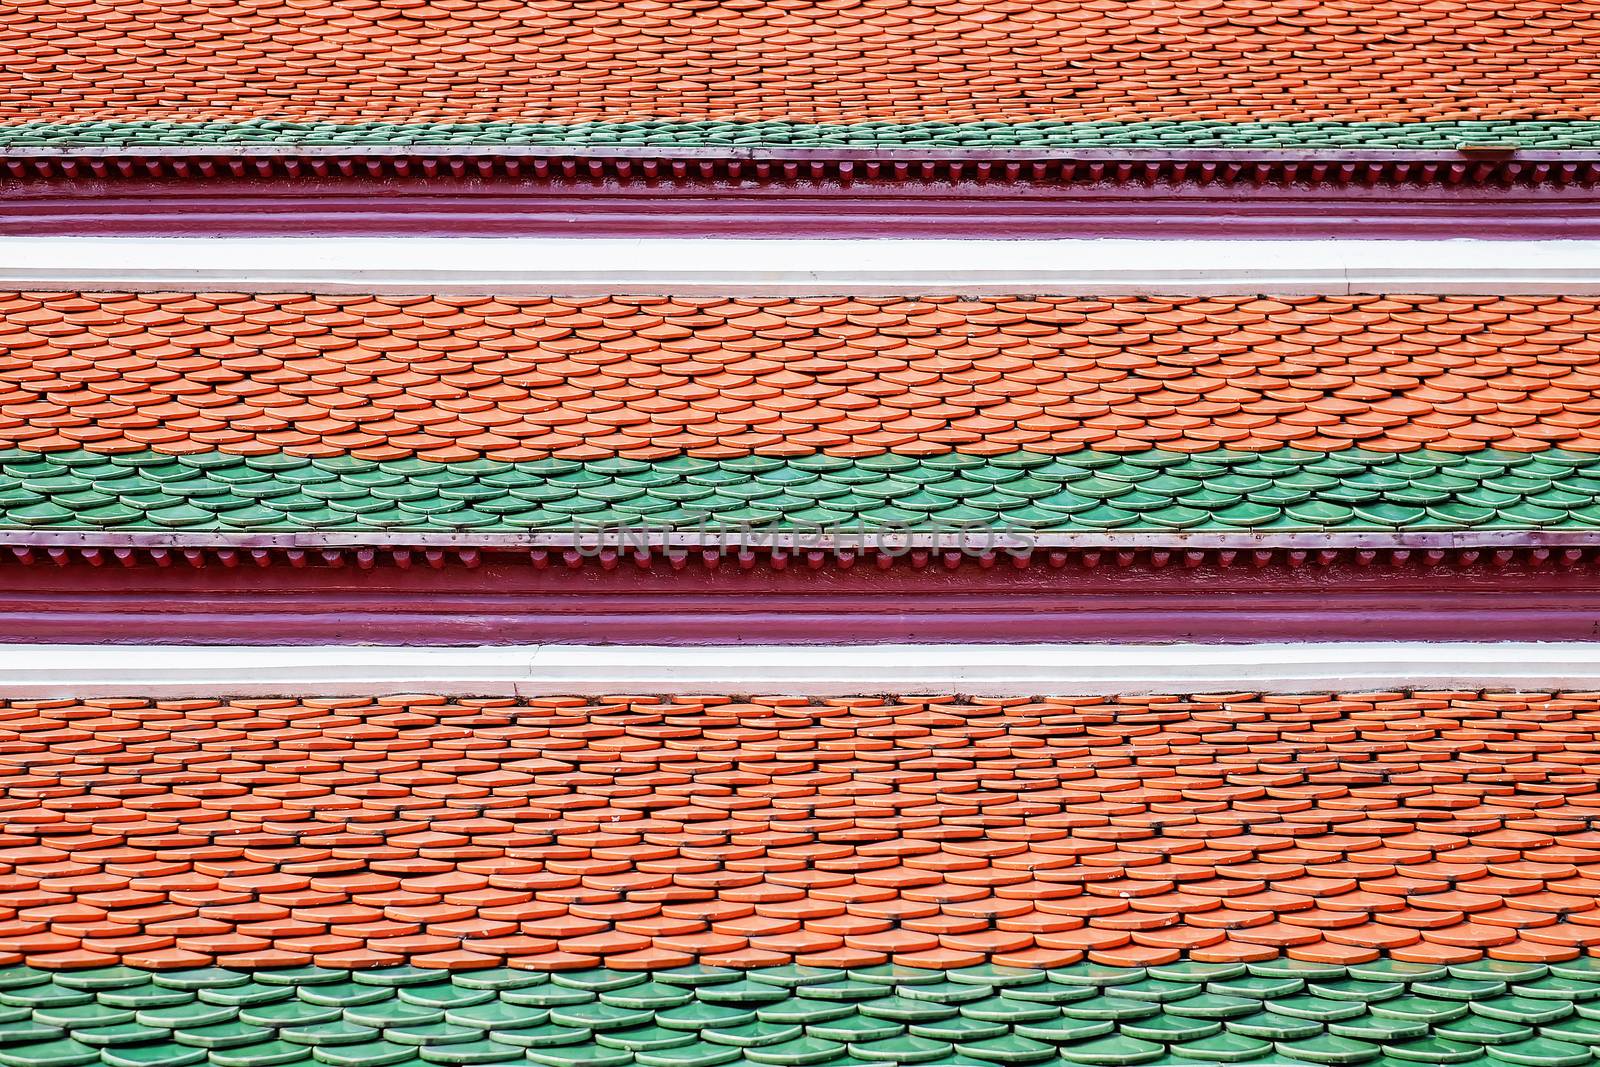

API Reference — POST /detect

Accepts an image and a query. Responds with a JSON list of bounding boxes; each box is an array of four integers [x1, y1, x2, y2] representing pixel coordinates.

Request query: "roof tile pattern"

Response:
[[5, 293, 1600, 463], [6, 956, 1600, 1067], [7, 446, 1600, 533], [1, 0, 1597, 131], [5, 692, 1600, 974]]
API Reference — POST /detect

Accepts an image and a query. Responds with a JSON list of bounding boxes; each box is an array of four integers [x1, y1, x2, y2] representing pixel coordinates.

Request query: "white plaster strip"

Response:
[[0, 237, 1597, 295], [1, 642, 1598, 698]]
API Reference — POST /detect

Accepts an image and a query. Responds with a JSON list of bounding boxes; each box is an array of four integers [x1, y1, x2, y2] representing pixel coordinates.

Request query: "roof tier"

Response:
[[3, 0, 1599, 149], [2, 293, 1600, 539]]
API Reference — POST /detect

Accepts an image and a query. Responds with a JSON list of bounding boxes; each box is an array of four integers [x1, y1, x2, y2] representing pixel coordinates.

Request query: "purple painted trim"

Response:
[[2, 552, 1598, 645], [7, 172, 1600, 238]]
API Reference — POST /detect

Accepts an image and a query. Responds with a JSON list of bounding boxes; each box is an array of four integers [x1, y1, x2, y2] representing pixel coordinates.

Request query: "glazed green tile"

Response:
[[398, 986, 495, 1011], [501, 985, 595, 1008], [548, 1002, 653, 1031], [897, 984, 990, 1006], [341, 1001, 444, 1029], [1057, 996, 1160, 1022], [1268, 994, 1372, 1022], [757, 998, 856, 1026], [172, 1021, 273, 1049], [1551, 960, 1600, 983], [701, 1022, 802, 1048], [807, 1016, 906, 1043], [382, 1023, 492, 1049], [1012, 1016, 1117, 1043], [1453, 964, 1550, 985], [1238, 1015, 1340, 1047], [416, 1037, 529, 1065], [101, 1044, 208, 1067], [279, 1021, 380, 1047], [1371, 998, 1471, 1025], [238, 1001, 343, 1028], [1329, 1014, 1431, 1042], [1414, 979, 1509, 1002], [1055, 1034, 1164, 1066], [600, 983, 696, 1011], [742, 1036, 847, 1065], [482, 1023, 589, 1048], [1472, 997, 1574, 1026], [655, 1004, 756, 1031], [33, 1003, 135, 1028], [859, 998, 958, 1024], [100, 985, 194, 1010], [308, 1039, 416, 1067], [907, 1018, 1006, 1043], [1163, 993, 1260, 1020], [16, 445, 1600, 535], [696, 980, 792, 1005], [197, 983, 294, 1008], [1258, 962, 1353, 984], [0, 984, 92, 1009], [996, 984, 1094, 1006], [526, 1045, 635, 1067], [634, 1042, 743, 1067], [1105, 978, 1202, 1004], [72, 1022, 167, 1047], [0, 1038, 103, 1067], [1148, 962, 1249, 984], [209, 1042, 312, 1067], [955, 996, 1060, 1024], [1542, 1017, 1600, 1045], [0, 1022, 63, 1044], [1434, 1015, 1536, 1046], [1274, 1034, 1381, 1064], [1384, 1037, 1487, 1064], [948, 1034, 1058, 1064], [848, 1035, 953, 1063], [1486, 1037, 1595, 1067], [1514, 978, 1600, 1003], [1169, 1031, 1273, 1063]]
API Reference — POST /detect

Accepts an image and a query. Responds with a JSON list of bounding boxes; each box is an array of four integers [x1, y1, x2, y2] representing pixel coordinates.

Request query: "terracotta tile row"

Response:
[[2, 293, 1600, 462], [1, 0, 1597, 127], [3, 692, 1600, 973]]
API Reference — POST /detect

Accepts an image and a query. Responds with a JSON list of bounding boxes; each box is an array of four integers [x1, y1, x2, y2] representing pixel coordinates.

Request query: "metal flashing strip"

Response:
[[1, 236, 1598, 295], [0, 641, 1595, 697]]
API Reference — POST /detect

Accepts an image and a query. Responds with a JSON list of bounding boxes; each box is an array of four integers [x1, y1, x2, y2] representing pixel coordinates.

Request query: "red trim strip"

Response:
[[4, 550, 1597, 644], [7, 172, 1600, 238]]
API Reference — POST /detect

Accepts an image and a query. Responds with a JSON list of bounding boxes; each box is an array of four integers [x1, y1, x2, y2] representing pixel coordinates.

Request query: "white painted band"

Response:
[[1, 642, 1597, 698], [0, 237, 1597, 295]]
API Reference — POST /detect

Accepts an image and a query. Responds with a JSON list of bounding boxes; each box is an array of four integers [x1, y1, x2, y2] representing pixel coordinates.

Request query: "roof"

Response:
[[2, 292, 1600, 542], [0, 688, 1598, 1066], [2, 0, 1599, 150]]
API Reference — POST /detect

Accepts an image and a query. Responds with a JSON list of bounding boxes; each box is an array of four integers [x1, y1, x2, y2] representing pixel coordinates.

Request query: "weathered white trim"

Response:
[[0, 642, 1596, 698], [1, 237, 1597, 295]]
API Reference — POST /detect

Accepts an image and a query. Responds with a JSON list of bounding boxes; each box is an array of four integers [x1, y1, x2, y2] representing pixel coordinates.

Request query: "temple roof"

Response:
[[2, 292, 1600, 540], [3, 0, 1599, 150]]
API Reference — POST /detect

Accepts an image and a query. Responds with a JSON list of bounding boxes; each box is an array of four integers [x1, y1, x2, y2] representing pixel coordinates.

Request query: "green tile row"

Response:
[[0, 120, 1595, 149], [6, 957, 1600, 1067], [3, 446, 1600, 535]]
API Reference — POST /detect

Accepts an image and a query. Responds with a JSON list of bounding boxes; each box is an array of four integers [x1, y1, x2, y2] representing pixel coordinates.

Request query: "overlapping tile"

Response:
[[2, 293, 1600, 461], [7, 955, 1600, 1067], [4, 692, 1600, 974], [5, 446, 1600, 533], [0, 0, 1598, 142], [4, 293, 1600, 536]]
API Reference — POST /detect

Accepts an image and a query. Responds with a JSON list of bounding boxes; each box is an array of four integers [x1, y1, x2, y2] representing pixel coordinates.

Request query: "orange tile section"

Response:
[[0, 0, 1596, 126], [3, 293, 1600, 461], [2, 692, 1600, 973]]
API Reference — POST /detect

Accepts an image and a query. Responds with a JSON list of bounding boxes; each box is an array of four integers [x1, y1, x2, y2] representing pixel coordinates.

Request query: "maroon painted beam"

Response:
[[2, 551, 1597, 645], [5, 165, 1600, 239]]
